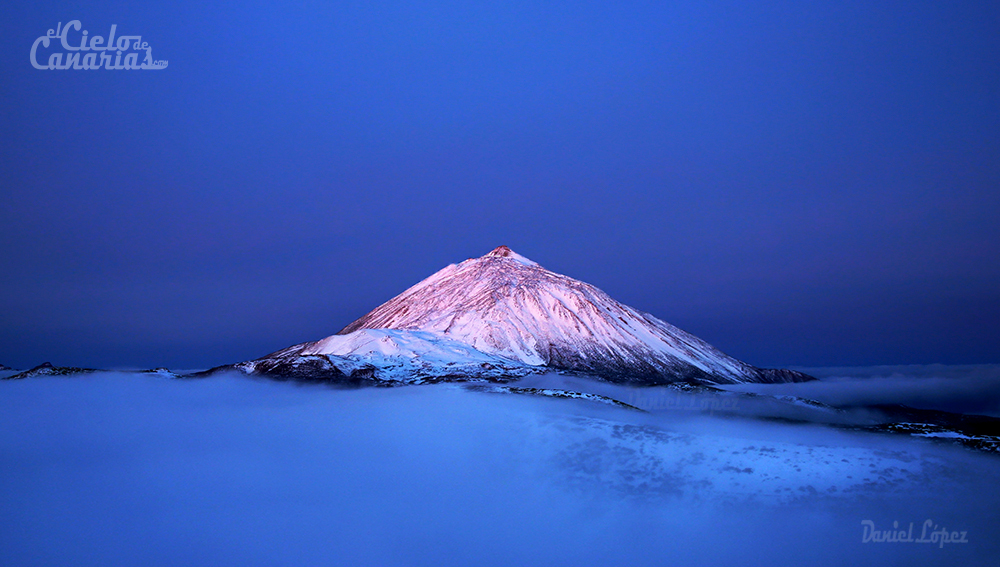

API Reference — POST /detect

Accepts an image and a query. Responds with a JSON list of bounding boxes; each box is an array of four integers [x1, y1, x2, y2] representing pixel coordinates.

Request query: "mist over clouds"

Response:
[[726, 364, 1000, 417]]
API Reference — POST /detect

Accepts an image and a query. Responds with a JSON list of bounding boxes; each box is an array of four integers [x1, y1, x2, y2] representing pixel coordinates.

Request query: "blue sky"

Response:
[[2, 1, 998, 369]]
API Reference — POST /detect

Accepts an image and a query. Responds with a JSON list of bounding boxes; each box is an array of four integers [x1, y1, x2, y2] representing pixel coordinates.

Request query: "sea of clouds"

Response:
[[1, 366, 998, 566]]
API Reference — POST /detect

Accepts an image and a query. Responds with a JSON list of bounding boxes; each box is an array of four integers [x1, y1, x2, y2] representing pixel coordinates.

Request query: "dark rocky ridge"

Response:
[[3, 362, 98, 380]]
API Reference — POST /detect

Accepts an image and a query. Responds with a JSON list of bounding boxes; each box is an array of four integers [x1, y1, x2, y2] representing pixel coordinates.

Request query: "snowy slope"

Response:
[[234, 329, 535, 384], [336, 246, 809, 384], [301, 328, 536, 382]]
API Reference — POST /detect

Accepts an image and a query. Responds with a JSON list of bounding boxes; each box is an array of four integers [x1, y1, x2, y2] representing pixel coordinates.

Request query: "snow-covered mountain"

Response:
[[224, 246, 812, 385]]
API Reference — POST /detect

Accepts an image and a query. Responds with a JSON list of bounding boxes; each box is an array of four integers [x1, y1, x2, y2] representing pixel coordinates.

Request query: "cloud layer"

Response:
[[1, 370, 998, 566]]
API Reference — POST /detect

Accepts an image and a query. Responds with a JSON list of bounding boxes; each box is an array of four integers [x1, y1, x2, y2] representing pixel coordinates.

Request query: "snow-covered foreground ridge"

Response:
[[229, 246, 813, 385]]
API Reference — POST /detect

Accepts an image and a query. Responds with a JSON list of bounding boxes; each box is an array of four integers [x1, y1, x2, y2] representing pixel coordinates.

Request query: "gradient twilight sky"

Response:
[[2, 1, 998, 370]]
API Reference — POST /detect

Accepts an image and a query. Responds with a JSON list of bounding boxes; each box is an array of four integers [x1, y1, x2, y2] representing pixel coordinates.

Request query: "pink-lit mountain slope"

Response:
[[223, 246, 812, 385]]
